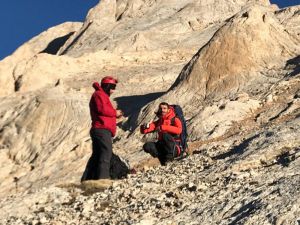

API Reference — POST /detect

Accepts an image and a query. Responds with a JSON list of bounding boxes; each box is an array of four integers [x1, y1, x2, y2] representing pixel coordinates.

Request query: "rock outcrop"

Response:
[[0, 22, 82, 96], [60, 0, 254, 56], [171, 5, 299, 98]]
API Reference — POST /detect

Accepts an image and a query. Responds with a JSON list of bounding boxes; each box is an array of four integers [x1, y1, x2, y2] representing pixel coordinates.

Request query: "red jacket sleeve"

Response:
[[140, 120, 159, 134], [161, 118, 182, 135], [94, 92, 116, 118]]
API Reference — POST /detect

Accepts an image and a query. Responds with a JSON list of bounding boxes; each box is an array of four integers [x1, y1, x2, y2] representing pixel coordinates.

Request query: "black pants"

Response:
[[81, 128, 112, 181], [143, 133, 177, 165]]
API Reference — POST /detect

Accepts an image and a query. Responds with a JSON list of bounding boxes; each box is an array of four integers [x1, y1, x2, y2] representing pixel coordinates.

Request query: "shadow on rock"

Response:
[[212, 134, 260, 160], [286, 55, 300, 77], [40, 32, 75, 55], [115, 92, 165, 131], [227, 199, 262, 225]]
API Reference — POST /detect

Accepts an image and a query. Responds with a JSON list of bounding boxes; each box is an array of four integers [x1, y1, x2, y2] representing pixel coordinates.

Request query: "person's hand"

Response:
[[116, 109, 123, 118], [141, 123, 149, 130]]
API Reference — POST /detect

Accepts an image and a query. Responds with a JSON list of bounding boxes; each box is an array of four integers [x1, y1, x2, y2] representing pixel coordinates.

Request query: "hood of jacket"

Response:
[[93, 82, 101, 90]]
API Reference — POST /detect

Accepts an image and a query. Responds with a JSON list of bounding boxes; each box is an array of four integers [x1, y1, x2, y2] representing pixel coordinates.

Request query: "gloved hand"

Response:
[[142, 123, 150, 130], [140, 122, 150, 134]]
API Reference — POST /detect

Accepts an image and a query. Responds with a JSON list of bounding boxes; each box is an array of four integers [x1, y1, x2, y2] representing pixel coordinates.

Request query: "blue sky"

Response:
[[0, 0, 99, 60], [0, 0, 299, 60]]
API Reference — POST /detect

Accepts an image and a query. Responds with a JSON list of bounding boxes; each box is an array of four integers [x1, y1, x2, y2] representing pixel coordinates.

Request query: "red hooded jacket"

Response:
[[90, 82, 117, 136], [140, 107, 182, 140]]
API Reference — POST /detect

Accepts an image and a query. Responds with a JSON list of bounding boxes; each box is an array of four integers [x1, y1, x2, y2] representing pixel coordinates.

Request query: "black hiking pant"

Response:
[[143, 133, 178, 165], [81, 128, 112, 181]]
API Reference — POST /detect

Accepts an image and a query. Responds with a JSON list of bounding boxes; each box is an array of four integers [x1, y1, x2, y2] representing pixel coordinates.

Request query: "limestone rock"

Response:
[[275, 5, 300, 35], [60, 0, 254, 57], [171, 4, 299, 99], [0, 22, 82, 96]]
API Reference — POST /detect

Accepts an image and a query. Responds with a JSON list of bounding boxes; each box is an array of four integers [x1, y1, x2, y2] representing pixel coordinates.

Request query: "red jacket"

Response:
[[140, 107, 182, 140], [90, 82, 117, 136]]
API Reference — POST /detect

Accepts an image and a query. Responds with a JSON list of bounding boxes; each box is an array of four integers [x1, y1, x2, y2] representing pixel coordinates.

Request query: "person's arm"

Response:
[[161, 118, 182, 135], [94, 93, 116, 117], [140, 120, 159, 134]]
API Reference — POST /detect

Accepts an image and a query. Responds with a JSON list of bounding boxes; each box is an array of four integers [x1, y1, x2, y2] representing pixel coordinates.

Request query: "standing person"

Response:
[[81, 76, 123, 181], [140, 102, 182, 165]]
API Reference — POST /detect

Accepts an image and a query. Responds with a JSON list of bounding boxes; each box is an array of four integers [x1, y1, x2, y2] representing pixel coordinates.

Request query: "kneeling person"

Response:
[[140, 102, 182, 165]]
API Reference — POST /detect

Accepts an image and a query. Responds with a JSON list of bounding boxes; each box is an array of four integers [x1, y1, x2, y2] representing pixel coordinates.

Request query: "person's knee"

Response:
[[143, 142, 159, 158], [143, 142, 152, 153]]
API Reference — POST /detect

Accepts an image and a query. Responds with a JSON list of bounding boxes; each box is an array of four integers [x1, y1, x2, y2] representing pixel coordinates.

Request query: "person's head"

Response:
[[101, 76, 118, 96], [157, 102, 170, 117]]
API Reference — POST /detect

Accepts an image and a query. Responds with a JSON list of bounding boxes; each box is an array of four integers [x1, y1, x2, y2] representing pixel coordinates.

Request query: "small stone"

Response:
[[31, 220, 41, 225], [40, 217, 48, 223], [165, 191, 175, 198], [165, 201, 172, 207]]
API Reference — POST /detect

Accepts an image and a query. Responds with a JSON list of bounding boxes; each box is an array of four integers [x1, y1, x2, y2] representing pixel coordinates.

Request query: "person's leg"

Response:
[[161, 133, 176, 162], [153, 141, 166, 165], [143, 142, 159, 158], [143, 141, 168, 165], [81, 130, 101, 181], [93, 129, 112, 179]]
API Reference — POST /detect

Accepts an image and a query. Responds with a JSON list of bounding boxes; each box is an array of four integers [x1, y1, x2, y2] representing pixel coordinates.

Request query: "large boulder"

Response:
[[171, 4, 299, 99]]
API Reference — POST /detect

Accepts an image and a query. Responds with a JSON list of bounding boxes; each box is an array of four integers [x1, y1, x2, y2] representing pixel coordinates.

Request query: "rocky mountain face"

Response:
[[0, 0, 299, 224]]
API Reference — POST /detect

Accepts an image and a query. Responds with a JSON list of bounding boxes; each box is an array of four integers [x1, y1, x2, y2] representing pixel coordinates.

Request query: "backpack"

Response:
[[109, 153, 130, 179], [170, 105, 188, 156], [81, 152, 130, 182]]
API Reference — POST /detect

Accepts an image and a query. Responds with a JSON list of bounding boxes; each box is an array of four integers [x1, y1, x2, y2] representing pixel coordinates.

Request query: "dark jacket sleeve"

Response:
[[161, 117, 182, 135], [94, 92, 116, 118]]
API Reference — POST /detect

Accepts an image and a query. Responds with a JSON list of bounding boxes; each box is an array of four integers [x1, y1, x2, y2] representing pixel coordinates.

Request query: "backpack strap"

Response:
[[170, 117, 180, 140]]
